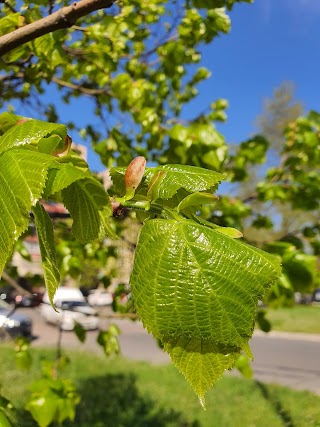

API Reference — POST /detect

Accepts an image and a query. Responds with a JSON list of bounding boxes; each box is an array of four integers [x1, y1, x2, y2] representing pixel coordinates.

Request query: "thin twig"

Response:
[[71, 25, 88, 32], [52, 76, 111, 96]]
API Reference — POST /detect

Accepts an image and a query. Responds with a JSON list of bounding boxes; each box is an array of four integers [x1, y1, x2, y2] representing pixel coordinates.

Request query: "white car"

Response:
[[87, 289, 113, 306], [40, 287, 99, 331]]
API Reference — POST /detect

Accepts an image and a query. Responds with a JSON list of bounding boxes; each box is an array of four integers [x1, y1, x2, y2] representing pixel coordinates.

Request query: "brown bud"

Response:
[[124, 156, 146, 199], [15, 119, 28, 126]]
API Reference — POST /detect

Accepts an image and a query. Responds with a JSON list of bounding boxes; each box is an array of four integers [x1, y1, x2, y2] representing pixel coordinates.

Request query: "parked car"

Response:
[[0, 299, 32, 339], [88, 289, 113, 306], [40, 287, 99, 331], [312, 288, 320, 305]]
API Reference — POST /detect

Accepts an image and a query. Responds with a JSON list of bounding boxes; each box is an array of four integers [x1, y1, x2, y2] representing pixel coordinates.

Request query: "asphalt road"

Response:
[[19, 306, 320, 395]]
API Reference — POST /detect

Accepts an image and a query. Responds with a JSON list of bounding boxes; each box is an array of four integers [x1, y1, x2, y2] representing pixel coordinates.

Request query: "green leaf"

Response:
[[0, 411, 13, 427], [147, 171, 167, 202], [0, 13, 22, 36], [38, 135, 62, 155], [256, 309, 271, 333], [177, 192, 218, 212], [97, 325, 121, 356], [15, 239, 31, 261], [45, 160, 116, 240], [62, 178, 116, 242], [25, 389, 58, 427], [15, 349, 33, 371], [0, 149, 53, 276], [130, 219, 281, 401], [26, 378, 79, 426], [0, 393, 14, 427], [44, 163, 91, 197], [0, 118, 67, 155], [214, 226, 243, 238], [32, 203, 60, 308], [284, 253, 317, 293], [33, 33, 64, 68], [234, 354, 253, 379], [74, 322, 87, 343]]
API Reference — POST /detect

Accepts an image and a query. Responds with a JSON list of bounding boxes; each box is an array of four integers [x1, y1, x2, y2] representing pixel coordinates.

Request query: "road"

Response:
[[20, 306, 320, 395]]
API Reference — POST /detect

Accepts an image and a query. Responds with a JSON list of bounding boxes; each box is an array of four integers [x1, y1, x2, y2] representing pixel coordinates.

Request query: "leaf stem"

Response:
[[115, 197, 184, 221]]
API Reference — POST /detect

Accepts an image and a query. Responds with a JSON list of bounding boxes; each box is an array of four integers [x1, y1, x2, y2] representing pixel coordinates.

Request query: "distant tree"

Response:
[[257, 82, 303, 151], [234, 83, 306, 244]]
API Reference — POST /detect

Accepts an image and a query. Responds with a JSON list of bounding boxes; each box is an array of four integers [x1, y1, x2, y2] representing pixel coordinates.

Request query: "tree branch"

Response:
[[1, 270, 33, 297], [0, 0, 116, 57], [52, 76, 111, 96]]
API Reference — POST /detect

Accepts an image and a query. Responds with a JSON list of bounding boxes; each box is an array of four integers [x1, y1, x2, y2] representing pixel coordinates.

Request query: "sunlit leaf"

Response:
[[177, 192, 218, 212], [130, 218, 281, 401], [32, 203, 60, 307], [0, 149, 52, 276], [234, 354, 253, 379], [61, 177, 116, 241]]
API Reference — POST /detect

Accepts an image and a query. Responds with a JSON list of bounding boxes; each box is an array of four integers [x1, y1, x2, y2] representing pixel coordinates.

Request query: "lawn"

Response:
[[0, 346, 319, 426], [263, 305, 320, 334]]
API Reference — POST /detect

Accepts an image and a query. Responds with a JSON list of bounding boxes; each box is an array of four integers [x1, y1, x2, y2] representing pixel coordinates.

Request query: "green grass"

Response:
[[264, 305, 320, 334], [0, 346, 320, 427]]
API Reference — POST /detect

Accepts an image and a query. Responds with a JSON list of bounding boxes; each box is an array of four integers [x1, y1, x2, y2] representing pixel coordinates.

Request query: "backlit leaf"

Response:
[[130, 218, 281, 401], [32, 203, 60, 308], [62, 178, 116, 242], [0, 149, 52, 275], [177, 192, 218, 212]]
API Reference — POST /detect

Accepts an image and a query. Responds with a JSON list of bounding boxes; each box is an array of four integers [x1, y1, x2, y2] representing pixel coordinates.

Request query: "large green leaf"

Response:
[[0, 148, 53, 275], [0, 119, 67, 155], [32, 203, 60, 307], [130, 218, 281, 402]]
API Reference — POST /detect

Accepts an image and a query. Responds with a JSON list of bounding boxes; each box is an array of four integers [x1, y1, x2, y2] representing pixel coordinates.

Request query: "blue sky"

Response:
[[189, 0, 320, 147], [5, 0, 320, 171]]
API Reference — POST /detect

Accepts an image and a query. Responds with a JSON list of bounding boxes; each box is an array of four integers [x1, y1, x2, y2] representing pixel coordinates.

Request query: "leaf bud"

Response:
[[53, 134, 72, 157], [124, 156, 146, 199]]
